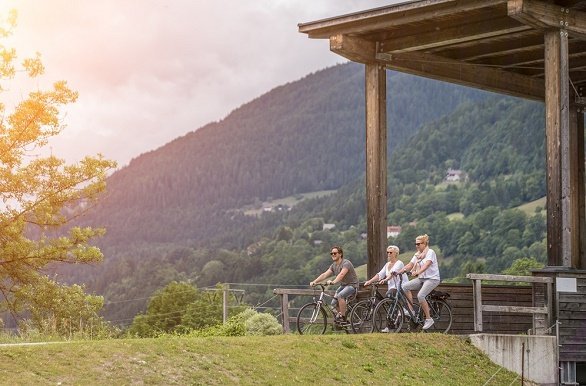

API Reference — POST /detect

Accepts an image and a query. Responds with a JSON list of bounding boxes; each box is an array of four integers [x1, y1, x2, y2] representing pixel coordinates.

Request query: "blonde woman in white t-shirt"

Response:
[[396, 234, 440, 330], [364, 245, 408, 297]]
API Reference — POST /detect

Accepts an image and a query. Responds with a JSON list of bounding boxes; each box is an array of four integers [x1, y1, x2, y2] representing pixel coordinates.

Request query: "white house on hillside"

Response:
[[445, 168, 466, 182]]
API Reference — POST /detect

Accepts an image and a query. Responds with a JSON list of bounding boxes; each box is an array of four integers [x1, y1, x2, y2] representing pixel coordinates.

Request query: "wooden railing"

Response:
[[274, 283, 537, 335], [466, 273, 554, 334]]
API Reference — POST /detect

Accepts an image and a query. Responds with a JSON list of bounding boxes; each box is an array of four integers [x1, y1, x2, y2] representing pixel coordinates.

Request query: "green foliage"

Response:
[[244, 312, 282, 336], [188, 308, 281, 337], [502, 257, 544, 276], [0, 11, 116, 333], [128, 282, 250, 337], [14, 276, 111, 338]]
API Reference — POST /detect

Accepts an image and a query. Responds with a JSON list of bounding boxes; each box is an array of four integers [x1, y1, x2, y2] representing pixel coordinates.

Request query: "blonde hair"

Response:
[[416, 234, 429, 245]]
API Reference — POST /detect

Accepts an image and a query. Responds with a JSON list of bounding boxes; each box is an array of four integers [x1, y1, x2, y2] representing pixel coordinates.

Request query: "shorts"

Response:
[[331, 285, 357, 307], [402, 278, 440, 301]]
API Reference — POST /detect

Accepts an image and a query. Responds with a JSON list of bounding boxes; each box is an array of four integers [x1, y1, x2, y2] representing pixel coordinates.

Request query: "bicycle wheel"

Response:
[[297, 302, 327, 335], [428, 299, 453, 333], [372, 298, 403, 333], [349, 299, 375, 333]]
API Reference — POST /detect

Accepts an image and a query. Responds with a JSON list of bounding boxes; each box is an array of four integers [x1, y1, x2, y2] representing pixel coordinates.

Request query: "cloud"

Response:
[[1, 0, 394, 166]]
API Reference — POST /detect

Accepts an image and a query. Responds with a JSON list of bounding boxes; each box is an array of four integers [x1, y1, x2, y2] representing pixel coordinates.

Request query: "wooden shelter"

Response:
[[299, 0, 586, 382]]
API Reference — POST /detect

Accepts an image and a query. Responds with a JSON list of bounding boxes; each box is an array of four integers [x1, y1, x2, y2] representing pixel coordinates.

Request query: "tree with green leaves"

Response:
[[128, 281, 246, 337], [502, 257, 544, 277], [0, 11, 116, 333]]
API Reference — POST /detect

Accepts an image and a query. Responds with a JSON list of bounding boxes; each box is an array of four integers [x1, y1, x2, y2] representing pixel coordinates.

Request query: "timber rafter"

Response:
[[299, 0, 586, 101]]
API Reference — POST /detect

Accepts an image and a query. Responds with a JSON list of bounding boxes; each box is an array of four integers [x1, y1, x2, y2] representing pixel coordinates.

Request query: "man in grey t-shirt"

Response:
[[310, 245, 358, 321]]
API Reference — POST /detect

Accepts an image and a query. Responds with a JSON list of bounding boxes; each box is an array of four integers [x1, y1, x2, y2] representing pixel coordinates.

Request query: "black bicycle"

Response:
[[296, 283, 357, 335], [348, 282, 385, 333], [372, 275, 453, 333]]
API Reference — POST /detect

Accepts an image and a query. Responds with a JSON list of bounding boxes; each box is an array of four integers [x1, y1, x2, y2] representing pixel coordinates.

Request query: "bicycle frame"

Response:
[[373, 275, 453, 333], [296, 284, 356, 335], [349, 282, 385, 333]]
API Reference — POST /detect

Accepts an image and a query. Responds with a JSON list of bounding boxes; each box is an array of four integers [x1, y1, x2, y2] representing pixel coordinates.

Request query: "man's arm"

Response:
[[310, 269, 333, 286]]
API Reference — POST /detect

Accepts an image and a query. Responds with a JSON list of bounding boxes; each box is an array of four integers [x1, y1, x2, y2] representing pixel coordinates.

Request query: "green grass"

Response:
[[242, 190, 336, 216], [0, 334, 518, 385], [517, 196, 546, 216]]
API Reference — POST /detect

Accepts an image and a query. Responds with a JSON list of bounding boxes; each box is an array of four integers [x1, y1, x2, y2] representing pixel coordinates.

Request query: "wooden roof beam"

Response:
[[329, 34, 377, 64], [474, 40, 586, 68], [299, 0, 507, 39], [508, 0, 586, 39], [377, 51, 545, 101], [438, 32, 544, 61], [518, 52, 586, 76], [379, 17, 531, 53]]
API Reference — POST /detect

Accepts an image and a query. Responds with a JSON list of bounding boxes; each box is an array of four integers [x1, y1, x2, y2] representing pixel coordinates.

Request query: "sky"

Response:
[[1, 0, 398, 167]]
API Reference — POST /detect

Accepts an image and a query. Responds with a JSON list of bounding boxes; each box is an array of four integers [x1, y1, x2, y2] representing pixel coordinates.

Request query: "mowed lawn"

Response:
[[0, 333, 518, 385]]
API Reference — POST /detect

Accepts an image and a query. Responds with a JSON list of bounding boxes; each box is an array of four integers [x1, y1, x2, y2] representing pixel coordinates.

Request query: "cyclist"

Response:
[[395, 234, 440, 330], [364, 245, 408, 297], [364, 245, 409, 332], [310, 245, 359, 322]]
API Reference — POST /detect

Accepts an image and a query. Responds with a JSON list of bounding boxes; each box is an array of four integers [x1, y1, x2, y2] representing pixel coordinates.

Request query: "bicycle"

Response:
[[296, 283, 357, 335], [348, 282, 385, 333], [372, 275, 453, 333]]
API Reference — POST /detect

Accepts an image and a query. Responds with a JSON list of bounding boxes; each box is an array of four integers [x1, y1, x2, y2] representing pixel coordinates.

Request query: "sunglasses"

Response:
[[330, 252, 339, 256], [415, 243, 422, 246]]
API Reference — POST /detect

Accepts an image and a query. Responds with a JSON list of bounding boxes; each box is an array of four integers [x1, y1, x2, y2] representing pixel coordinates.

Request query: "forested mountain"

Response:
[[62, 62, 549, 324], [78, 63, 485, 249]]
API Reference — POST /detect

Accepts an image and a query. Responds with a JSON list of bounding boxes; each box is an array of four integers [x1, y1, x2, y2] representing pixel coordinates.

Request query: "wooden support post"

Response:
[[544, 29, 572, 267], [569, 102, 584, 269], [473, 279, 483, 332], [365, 63, 388, 279], [281, 293, 290, 333], [578, 109, 586, 270], [223, 284, 229, 324]]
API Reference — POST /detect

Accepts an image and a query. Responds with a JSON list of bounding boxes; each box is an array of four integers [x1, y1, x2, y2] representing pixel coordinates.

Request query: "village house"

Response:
[[445, 168, 466, 182], [386, 225, 401, 238]]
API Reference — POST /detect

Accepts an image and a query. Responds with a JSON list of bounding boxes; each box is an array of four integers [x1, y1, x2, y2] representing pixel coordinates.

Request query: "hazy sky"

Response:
[[1, 1, 398, 167]]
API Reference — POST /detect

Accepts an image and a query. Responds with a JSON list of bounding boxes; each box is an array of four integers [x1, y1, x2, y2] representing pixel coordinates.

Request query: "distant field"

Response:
[[517, 196, 546, 216], [242, 190, 337, 216], [447, 212, 464, 221]]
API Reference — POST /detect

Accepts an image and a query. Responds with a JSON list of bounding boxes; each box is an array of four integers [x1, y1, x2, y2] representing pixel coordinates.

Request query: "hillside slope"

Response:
[[0, 334, 518, 385], [78, 62, 486, 250]]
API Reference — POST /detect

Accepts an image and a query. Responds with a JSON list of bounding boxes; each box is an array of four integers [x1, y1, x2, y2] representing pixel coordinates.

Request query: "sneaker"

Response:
[[423, 318, 434, 330], [380, 327, 390, 333], [334, 313, 346, 323]]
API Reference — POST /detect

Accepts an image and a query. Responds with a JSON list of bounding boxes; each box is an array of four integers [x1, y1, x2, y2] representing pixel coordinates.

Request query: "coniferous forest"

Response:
[[60, 62, 550, 325]]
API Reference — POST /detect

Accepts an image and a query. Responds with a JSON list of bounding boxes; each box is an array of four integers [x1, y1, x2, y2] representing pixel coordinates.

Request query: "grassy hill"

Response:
[[0, 334, 518, 385]]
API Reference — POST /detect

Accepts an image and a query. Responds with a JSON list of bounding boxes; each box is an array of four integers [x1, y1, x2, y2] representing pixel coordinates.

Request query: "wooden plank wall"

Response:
[[558, 275, 586, 362], [409, 283, 533, 335]]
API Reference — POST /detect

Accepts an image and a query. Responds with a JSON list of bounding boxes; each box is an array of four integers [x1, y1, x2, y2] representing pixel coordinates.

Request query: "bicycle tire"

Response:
[[372, 297, 403, 333], [428, 299, 453, 333], [297, 302, 327, 335], [349, 299, 375, 333]]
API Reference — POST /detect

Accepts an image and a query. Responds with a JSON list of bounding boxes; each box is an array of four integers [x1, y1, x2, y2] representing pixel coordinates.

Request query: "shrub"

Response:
[[245, 313, 282, 336], [187, 309, 282, 337]]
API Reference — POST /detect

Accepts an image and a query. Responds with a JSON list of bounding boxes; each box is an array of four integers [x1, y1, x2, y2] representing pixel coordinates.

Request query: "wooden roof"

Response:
[[299, 0, 586, 101]]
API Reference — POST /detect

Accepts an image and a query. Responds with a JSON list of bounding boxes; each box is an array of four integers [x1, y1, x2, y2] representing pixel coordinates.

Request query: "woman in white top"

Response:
[[364, 245, 408, 297], [396, 234, 440, 330]]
